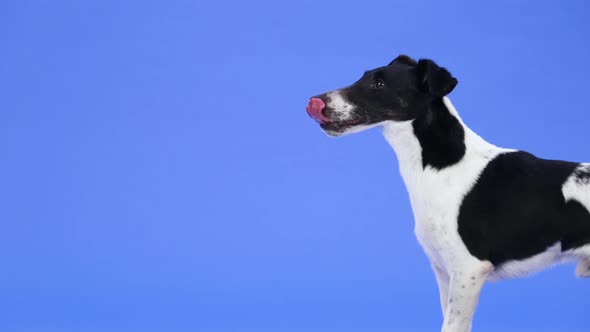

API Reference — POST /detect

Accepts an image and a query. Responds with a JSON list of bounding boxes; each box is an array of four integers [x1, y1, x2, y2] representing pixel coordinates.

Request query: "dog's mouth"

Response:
[[319, 117, 366, 134], [306, 98, 366, 134]]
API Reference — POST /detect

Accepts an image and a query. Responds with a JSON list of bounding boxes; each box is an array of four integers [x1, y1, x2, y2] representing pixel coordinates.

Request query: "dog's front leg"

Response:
[[432, 264, 450, 319], [441, 261, 492, 332]]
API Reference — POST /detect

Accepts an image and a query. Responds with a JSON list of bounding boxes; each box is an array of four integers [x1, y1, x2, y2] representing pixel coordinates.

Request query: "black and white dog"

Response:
[[306, 55, 590, 332]]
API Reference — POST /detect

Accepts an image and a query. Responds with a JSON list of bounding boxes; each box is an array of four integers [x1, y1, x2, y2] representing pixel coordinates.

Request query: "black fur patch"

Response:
[[416, 59, 458, 98], [412, 98, 466, 170], [458, 151, 590, 265], [389, 54, 418, 67], [563, 200, 590, 250]]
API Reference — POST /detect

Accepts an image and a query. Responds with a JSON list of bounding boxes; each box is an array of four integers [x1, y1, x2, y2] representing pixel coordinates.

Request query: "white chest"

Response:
[[408, 163, 492, 268], [382, 103, 512, 269]]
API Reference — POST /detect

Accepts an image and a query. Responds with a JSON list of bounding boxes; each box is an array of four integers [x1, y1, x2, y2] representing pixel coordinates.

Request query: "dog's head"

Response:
[[306, 55, 457, 136]]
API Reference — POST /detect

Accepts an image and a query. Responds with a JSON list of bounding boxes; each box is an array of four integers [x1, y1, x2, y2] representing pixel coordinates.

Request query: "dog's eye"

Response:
[[373, 79, 385, 89]]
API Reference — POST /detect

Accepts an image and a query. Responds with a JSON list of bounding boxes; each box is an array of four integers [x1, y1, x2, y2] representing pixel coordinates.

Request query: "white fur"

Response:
[[489, 243, 566, 280], [325, 91, 355, 121], [576, 257, 590, 277], [567, 244, 590, 277], [562, 163, 590, 214]]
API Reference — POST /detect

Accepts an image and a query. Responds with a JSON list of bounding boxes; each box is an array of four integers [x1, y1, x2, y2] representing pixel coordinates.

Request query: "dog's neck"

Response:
[[382, 97, 502, 191]]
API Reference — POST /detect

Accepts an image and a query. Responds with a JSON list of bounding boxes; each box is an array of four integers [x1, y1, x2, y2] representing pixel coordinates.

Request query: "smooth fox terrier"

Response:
[[306, 55, 590, 332]]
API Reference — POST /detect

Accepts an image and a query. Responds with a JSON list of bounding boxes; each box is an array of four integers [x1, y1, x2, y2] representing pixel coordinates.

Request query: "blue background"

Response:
[[1, 1, 589, 331]]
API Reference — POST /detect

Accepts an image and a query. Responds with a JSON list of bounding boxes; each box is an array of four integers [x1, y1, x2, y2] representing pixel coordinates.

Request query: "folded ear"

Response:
[[416, 59, 458, 97], [389, 54, 417, 66]]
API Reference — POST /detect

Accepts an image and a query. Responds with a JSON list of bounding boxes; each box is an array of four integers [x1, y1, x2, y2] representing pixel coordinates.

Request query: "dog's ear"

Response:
[[416, 59, 458, 97], [389, 54, 417, 67]]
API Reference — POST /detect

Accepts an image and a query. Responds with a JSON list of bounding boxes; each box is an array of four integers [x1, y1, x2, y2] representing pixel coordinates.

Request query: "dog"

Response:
[[305, 55, 590, 332]]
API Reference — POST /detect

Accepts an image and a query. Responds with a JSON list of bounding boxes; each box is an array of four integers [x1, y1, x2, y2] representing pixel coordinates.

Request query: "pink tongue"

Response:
[[306, 98, 330, 124]]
